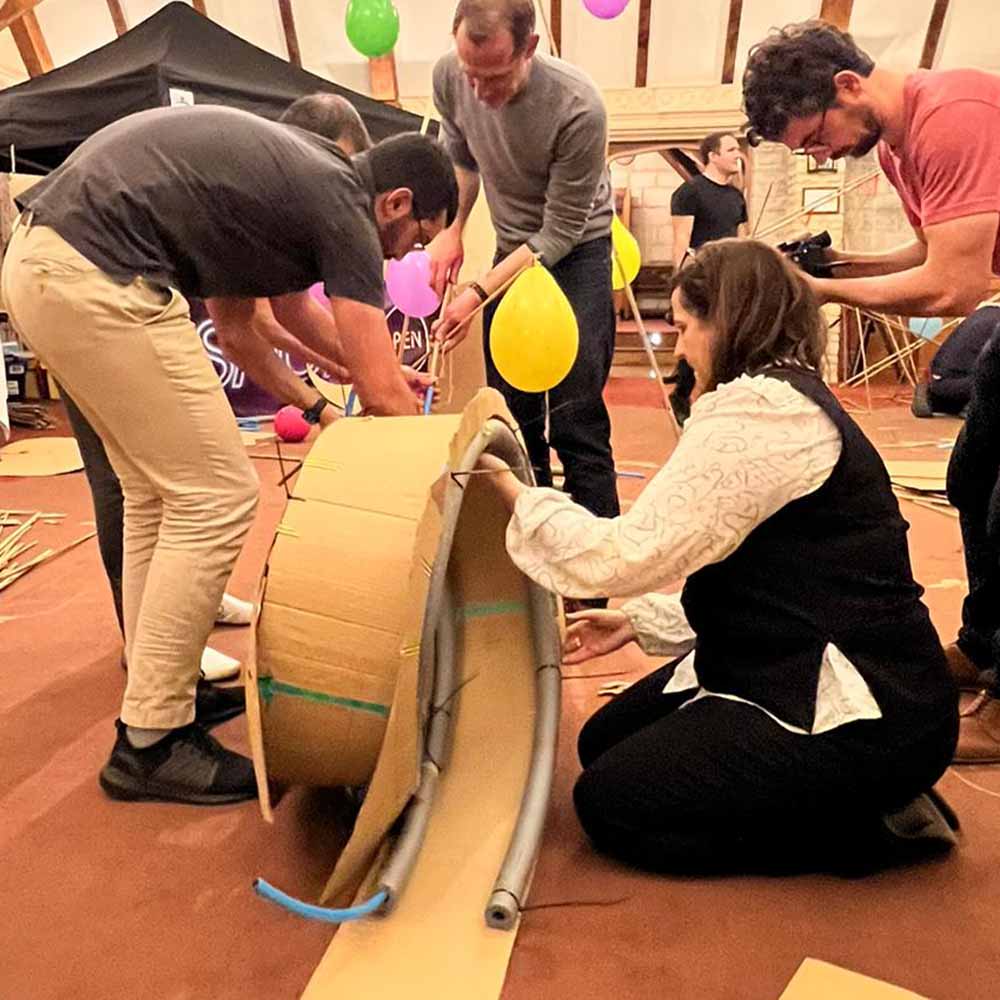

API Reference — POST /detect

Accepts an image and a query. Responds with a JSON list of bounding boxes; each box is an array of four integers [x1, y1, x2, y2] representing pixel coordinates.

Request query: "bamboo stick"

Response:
[[0, 512, 40, 558], [756, 169, 881, 241]]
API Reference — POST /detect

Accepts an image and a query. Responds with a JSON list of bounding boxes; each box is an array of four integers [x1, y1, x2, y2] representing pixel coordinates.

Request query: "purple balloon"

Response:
[[308, 282, 327, 307], [582, 0, 630, 18], [385, 249, 441, 318]]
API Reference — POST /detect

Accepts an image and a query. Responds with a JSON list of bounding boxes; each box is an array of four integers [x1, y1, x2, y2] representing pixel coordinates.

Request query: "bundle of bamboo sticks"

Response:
[[0, 509, 96, 593]]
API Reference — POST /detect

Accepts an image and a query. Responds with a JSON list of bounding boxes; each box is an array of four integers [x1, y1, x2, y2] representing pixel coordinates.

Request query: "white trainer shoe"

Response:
[[215, 593, 255, 627]]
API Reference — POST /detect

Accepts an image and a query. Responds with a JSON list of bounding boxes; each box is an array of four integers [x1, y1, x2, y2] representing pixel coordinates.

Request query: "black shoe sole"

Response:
[[99, 766, 257, 805]]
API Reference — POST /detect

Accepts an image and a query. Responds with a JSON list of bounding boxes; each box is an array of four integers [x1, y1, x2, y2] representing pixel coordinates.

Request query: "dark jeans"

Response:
[[947, 330, 1000, 685], [573, 660, 957, 874], [483, 237, 620, 520], [62, 390, 125, 635]]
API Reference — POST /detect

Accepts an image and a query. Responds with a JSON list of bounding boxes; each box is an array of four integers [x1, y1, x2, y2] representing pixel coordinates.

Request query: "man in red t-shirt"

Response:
[[743, 20, 1000, 764]]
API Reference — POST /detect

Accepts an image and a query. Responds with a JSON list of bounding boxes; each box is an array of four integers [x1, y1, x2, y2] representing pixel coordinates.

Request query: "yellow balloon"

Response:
[[490, 265, 579, 393], [611, 214, 641, 290]]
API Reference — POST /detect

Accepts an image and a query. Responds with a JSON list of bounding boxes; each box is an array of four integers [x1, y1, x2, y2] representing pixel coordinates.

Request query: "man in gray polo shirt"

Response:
[[430, 0, 620, 552]]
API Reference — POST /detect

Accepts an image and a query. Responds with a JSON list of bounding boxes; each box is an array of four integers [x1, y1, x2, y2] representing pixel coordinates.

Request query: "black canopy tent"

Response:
[[0, 1, 432, 173]]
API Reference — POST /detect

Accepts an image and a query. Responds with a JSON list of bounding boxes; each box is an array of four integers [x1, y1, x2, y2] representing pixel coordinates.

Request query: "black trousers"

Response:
[[62, 389, 125, 635], [573, 660, 957, 874], [947, 329, 1000, 686], [483, 236, 620, 520]]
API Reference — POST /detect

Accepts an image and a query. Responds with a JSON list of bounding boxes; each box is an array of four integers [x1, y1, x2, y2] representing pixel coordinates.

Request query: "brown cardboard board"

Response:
[[780, 959, 929, 999], [247, 389, 518, 908], [0, 437, 82, 476], [302, 457, 536, 999]]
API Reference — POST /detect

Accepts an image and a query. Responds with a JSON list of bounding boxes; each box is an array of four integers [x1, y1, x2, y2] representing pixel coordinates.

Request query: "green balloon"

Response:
[[345, 0, 400, 58]]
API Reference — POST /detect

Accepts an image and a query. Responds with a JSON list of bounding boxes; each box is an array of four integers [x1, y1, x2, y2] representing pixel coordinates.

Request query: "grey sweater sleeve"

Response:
[[432, 58, 479, 173], [528, 100, 608, 266]]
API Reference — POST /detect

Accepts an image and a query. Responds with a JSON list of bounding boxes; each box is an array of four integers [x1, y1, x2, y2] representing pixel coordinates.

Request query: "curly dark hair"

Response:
[[743, 20, 875, 143]]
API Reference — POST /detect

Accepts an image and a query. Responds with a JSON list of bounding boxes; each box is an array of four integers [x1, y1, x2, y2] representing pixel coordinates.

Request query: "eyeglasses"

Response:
[[793, 106, 830, 156]]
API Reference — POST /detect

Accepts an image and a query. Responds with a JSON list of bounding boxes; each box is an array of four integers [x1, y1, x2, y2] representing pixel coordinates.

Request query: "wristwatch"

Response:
[[469, 280, 489, 303], [301, 397, 329, 425]]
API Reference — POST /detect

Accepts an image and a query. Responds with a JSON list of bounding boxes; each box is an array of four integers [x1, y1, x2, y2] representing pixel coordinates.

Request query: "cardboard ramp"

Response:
[[247, 389, 561, 997]]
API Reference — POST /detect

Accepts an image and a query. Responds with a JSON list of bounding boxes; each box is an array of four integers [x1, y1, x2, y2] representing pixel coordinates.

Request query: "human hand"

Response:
[[431, 286, 482, 354], [425, 228, 465, 295], [563, 609, 637, 665], [400, 365, 437, 408], [476, 452, 527, 510], [318, 403, 338, 428]]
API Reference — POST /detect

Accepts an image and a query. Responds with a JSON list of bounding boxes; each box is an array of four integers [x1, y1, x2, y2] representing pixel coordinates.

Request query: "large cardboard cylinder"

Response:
[[250, 390, 517, 791]]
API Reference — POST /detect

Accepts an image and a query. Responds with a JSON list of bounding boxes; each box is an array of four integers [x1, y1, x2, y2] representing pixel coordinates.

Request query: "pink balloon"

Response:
[[308, 282, 327, 307], [274, 404, 310, 442], [385, 249, 441, 317], [582, 0, 630, 18]]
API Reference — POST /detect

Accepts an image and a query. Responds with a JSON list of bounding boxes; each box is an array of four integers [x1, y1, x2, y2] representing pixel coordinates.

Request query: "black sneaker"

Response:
[[99, 720, 257, 805], [195, 679, 246, 729]]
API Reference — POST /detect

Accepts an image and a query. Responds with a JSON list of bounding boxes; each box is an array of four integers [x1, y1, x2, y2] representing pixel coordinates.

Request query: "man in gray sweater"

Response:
[[430, 0, 620, 550]]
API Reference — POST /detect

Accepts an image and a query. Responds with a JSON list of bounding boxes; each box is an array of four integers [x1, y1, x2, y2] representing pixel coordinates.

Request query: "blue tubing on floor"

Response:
[[253, 878, 387, 923]]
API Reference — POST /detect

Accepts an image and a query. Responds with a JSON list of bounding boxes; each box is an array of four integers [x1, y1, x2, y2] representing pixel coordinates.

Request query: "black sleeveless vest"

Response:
[[680, 368, 955, 733]]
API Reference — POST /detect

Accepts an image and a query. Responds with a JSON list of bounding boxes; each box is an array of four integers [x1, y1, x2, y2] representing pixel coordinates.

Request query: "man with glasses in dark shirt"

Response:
[[2, 105, 458, 806]]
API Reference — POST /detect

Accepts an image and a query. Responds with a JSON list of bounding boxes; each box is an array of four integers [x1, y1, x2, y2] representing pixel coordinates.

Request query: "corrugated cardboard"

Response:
[[247, 389, 520, 905], [302, 413, 538, 999], [780, 959, 930, 999]]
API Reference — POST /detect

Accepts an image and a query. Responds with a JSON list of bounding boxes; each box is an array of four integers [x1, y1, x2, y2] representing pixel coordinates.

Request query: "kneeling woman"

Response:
[[483, 240, 958, 874]]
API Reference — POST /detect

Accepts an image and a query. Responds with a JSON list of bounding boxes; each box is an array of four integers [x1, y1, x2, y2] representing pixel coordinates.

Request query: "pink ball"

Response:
[[274, 405, 310, 443]]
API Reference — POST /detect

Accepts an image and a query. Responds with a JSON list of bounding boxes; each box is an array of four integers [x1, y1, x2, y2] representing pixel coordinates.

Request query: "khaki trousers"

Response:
[[1, 222, 258, 729]]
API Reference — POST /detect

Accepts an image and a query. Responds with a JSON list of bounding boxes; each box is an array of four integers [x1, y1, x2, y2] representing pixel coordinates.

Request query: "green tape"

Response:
[[460, 600, 527, 619], [258, 677, 389, 718]]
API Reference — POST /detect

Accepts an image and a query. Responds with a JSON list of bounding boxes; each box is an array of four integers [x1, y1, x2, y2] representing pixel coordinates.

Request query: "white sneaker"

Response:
[[215, 593, 254, 627], [200, 646, 241, 682]]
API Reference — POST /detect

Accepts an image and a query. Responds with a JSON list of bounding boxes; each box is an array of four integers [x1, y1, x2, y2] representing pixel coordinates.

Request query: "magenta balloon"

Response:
[[385, 249, 441, 317], [582, 0, 630, 18], [308, 282, 327, 307]]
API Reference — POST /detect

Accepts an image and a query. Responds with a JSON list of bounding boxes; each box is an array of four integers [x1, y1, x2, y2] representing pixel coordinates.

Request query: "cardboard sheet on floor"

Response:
[[302, 461, 536, 1000], [780, 959, 928, 999], [0, 437, 82, 476], [884, 460, 948, 492]]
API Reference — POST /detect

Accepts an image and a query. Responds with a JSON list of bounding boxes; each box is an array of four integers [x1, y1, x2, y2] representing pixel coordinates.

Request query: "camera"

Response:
[[776, 231, 836, 279]]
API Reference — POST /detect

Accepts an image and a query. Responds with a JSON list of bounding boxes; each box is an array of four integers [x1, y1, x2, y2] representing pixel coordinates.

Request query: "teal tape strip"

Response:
[[258, 677, 389, 718], [460, 600, 528, 619]]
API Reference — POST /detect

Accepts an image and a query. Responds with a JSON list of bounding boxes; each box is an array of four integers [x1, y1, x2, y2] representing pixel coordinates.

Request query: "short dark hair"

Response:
[[452, 0, 536, 53], [670, 239, 826, 389], [743, 20, 875, 143], [367, 133, 459, 226], [279, 93, 372, 153], [699, 131, 737, 164]]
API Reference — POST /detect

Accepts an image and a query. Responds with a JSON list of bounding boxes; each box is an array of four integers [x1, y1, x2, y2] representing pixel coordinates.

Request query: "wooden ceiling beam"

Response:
[[720, 0, 743, 85], [106, 0, 127, 36], [10, 8, 52, 77], [369, 54, 399, 105], [920, 0, 950, 69], [0, 0, 46, 33], [635, 0, 651, 87], [818, 0, 853, 31], [276, 0, 301, 67], [550, 0, 561, 57]]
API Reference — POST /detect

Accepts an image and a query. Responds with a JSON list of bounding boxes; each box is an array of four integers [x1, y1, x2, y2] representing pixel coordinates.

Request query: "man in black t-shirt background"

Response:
[[670, 132, 748, 267]]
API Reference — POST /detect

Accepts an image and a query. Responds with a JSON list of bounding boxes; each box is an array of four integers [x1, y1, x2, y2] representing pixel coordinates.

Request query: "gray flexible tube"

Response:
[[374, 418, 560, 927]]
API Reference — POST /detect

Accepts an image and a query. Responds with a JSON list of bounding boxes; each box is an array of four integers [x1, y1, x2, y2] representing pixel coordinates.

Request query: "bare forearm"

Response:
[[830, 240, 927, 278], [481, 244, 538, 296], [217, 322, 318, 410], [451, 165, 481, 235], [814, 263, 988, 316]]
